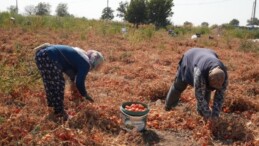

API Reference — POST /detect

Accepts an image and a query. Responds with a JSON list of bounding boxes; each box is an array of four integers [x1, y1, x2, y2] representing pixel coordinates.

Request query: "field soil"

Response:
[[0, 27, 258, 145]]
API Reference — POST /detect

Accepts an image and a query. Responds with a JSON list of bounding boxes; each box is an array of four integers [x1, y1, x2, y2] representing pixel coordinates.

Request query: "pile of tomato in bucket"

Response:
[[120, 102, 150, 132]]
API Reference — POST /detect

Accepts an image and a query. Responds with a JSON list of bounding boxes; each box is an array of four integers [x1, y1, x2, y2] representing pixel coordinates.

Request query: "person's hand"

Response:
[[202, 115, 216, 125], [202, 116, 210, 124], [206, 116, 219, 129], [84, 94, 94, 103], [70, 83, 79, 95]]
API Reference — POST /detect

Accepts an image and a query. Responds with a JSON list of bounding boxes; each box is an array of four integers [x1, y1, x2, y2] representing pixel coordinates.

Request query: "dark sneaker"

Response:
[[55, 112, 69, 121], [171, 101, 179, 107], [47, 111, 69, 122], [164, 106, 172, 111]]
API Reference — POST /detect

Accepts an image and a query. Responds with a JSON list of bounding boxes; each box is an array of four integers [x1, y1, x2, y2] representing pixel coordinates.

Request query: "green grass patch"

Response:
[[239, 40, 259, 53]]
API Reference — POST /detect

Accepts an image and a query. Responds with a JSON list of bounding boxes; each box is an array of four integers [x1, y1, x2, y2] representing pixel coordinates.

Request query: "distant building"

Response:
[[239, 25, 259, 30]]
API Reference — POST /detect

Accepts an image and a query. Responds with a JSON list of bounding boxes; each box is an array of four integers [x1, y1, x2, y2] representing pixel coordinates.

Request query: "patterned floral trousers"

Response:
[[35, 49, 65, 114]]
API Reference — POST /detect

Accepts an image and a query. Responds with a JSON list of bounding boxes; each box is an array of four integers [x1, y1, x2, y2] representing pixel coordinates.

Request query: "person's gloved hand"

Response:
[[199, 109, 212, 124], [206, 116, 219, 129], [84, 94, 94, 103]]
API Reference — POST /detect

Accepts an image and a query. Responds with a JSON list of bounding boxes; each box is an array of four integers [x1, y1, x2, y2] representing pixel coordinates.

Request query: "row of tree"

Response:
[[8, 2, 70, 17], [182, 18, 259, 28], [229, 18, 259, 27], [7, 1, 259, 28], [8, 0, 174, 28]]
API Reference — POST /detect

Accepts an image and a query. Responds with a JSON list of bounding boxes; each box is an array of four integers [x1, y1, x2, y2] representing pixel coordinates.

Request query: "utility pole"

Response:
[[251, 0, 257, 23], [16, 0, 18, 13], [254, 0, 257, 19]]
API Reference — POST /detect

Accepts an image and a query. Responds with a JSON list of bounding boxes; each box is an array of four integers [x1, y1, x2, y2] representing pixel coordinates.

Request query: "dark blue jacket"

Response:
[[178, 48, 228, 88], [45, 45, 90, 96]]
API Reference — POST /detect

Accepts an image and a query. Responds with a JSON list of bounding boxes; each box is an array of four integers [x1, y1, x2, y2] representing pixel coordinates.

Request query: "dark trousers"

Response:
[[35, 49, 65, 114], [165, 72, 188, 108]]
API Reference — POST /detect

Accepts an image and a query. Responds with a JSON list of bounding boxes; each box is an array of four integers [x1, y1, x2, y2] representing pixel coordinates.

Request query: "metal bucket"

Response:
[[120, 106, 149, 131]]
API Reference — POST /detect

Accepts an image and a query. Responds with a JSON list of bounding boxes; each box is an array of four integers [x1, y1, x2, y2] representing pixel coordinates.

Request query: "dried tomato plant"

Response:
[[0, 27, 258, 145]]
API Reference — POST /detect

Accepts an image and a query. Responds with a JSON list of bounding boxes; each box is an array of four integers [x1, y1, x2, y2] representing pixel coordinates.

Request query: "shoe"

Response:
[[47, 111, 68, 122], [164, 106, 172, 111], [55, 111, 68, 121]]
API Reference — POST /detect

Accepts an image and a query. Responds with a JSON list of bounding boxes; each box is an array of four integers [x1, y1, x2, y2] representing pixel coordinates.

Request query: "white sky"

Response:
[[0, 0, 257, 26]]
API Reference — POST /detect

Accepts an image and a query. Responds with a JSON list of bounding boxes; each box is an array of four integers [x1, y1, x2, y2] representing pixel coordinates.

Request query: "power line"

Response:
[[175, 0, 248, 6]]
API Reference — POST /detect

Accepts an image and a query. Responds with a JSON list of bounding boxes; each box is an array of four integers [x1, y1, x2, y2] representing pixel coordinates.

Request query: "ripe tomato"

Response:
[[125, 103, 147, 112]]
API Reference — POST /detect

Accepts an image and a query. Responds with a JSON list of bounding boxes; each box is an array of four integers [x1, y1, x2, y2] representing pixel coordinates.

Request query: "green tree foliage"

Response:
[[201, 22, 209, 27], [8, 5, 18, 14], [118, 0, 173, 28], [56, 3, 69, 17], [101, 7, 114, 20], [35, 2, 51, 16], [184, 21, 193, 27], [125, 0, 147, 28], [247, 17, 259, 25], [147, 0, 173, 28], [229, 19, 239, 26], [24, 5, 35, 15], [116, 1, 128, 20]]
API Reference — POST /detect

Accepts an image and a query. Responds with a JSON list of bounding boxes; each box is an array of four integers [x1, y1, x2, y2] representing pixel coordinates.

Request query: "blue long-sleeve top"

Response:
[[178, 48, 228, 118], [44, 45, 90, 96]]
